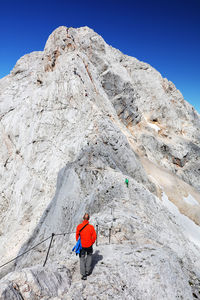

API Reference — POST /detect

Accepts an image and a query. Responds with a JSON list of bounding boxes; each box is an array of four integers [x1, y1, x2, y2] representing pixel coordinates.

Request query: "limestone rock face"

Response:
[[0, 26, 200, 299]]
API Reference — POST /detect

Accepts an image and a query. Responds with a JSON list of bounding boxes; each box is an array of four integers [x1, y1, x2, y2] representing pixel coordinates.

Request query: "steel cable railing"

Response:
[[0, 225, 112, 269]]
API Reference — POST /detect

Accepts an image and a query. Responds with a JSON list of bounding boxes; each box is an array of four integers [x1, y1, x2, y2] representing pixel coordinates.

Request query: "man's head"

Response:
[[83, 213, 90, 220]]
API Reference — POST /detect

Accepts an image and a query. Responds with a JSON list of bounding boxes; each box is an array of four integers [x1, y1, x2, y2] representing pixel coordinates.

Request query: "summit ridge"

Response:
[[0, 26, 200, 299]]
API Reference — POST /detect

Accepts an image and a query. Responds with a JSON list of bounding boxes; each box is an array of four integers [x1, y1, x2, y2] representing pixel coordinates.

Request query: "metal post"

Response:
[[43, 233, 55, 267], [96, 225, 98, 246], [109, 227, 111, 244]]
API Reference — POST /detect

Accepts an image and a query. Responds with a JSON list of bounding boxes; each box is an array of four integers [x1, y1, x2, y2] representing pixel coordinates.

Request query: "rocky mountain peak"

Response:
[[0, 26, 200, 299], [44, 26, 95, 52]]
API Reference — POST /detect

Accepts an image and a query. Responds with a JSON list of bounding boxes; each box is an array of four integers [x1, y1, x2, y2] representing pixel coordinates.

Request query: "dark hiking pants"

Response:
[[79, 246, 93, 276]]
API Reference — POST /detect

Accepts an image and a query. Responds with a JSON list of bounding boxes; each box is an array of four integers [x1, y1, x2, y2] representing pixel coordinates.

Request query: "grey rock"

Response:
[[0, 265, 71, 299], [0, 26, 200, 299]]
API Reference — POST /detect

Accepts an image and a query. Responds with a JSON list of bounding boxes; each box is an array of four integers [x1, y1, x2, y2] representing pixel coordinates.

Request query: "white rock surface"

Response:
[[183, 194, 199, 206], [0, 26, 200, 299]]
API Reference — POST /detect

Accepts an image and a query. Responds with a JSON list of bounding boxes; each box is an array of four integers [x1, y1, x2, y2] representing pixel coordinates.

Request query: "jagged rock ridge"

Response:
[[0, 26, 200, 299]]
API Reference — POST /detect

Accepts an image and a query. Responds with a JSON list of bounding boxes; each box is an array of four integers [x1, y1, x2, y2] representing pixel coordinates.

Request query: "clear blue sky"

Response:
[[0, 0, 199, 112]]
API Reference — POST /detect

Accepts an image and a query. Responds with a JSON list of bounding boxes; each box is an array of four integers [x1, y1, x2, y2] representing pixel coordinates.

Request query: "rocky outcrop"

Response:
[[0, 26, 200, 299], [0, 265, 71, 299]]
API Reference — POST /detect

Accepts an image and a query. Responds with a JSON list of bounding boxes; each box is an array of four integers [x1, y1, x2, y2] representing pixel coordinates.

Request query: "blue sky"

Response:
[[0, 0, 199, 112]]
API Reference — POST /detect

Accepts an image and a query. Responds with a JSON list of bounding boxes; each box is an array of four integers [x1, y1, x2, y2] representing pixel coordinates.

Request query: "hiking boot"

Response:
[[81, 275, 87, 280], [86, 272, 91, 276]]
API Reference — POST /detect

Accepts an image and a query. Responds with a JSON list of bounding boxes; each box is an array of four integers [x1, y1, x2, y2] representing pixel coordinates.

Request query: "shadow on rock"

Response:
[[91, 250, 103, 274]]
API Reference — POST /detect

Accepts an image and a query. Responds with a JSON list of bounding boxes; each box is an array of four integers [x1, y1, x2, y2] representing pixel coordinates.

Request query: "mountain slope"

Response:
[[0, 26, 200, 299]]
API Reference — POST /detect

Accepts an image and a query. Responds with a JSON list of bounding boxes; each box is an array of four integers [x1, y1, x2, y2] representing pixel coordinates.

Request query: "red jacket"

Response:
[[76, 220, 96, 248]]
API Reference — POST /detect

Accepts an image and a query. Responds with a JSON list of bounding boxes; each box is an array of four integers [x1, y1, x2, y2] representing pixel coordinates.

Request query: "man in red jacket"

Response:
[[76, 213, 96, 280]]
